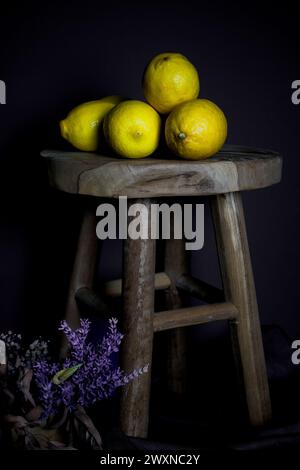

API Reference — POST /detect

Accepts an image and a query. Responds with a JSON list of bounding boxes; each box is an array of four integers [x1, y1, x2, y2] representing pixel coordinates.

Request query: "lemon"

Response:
[[143, 52, 200, 114], [60, 96, 122, 151], [103, 100, 161, 159], [165, 99, 227, 160]]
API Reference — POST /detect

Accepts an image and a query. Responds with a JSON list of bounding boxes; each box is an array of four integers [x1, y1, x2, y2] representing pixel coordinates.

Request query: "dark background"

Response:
[[0, 0, 300, 445]]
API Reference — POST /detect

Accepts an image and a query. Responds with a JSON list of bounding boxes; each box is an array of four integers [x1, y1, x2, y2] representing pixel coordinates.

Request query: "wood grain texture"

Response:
[[120, 199, 156, 438], [211, 192, 272, 426], [41, 145, 282, 198], [61, 206, 98, 358], [164, 238, 188, 396], [104, 272, 170, 297], [153, 302, 238, 332]]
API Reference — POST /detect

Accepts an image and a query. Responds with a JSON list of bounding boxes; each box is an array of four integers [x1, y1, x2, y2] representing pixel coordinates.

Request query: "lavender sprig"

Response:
[[33, 318, 147, 417]]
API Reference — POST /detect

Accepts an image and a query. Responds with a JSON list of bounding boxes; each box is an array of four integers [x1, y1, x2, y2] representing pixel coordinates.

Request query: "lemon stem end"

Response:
[[178, 132, 186, 140]]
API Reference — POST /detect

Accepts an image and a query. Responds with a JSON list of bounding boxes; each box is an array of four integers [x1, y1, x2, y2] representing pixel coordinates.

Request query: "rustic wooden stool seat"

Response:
[[42, 145, 282, 438], [42, 145, 281, 198]]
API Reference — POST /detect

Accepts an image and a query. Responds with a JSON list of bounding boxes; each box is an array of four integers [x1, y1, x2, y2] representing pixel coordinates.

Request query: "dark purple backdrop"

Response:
[[0, 0, 299, 343]]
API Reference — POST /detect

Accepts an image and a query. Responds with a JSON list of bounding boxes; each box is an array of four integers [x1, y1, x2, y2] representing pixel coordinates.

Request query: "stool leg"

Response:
[[211, 192, 272, 426], [61, 206, 98, 357], [120, 199, 156, 438], [164, 238, 188, 396]]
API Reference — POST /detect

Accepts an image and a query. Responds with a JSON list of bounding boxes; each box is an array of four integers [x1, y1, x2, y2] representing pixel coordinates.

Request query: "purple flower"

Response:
[[58, 319, 90, 362], [33, 360, 60, 417], [33, 318, 147, 417]]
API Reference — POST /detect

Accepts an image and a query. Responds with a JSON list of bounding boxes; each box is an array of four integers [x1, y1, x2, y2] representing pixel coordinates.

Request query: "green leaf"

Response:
[[52, 364, 82, 385]]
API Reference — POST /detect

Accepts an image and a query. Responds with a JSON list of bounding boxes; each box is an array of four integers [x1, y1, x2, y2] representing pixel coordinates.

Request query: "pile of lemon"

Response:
[[60, 53, 227, 160]]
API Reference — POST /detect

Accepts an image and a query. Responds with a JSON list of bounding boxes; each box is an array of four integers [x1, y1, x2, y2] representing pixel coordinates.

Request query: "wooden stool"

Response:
[[42, 145, 282, 438]]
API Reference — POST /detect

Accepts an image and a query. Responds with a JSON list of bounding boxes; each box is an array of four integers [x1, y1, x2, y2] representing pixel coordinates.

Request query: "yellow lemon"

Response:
[[165, 99, 227, 160], [60, 96, 122, 151], [143, 52, 200, 114], [103, 100, 161, 159]]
